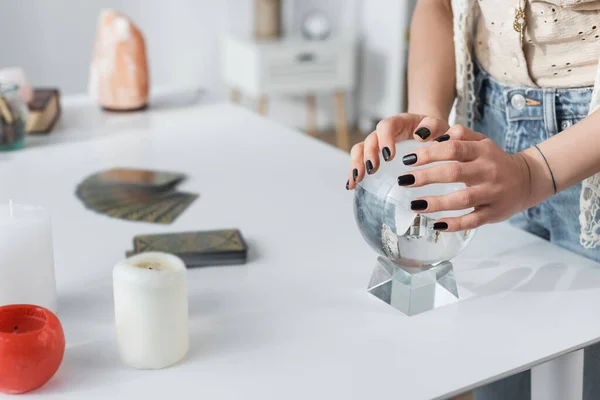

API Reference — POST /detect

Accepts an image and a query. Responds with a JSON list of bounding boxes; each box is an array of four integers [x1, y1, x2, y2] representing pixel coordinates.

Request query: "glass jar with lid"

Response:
[[0, 83, 28, 151]]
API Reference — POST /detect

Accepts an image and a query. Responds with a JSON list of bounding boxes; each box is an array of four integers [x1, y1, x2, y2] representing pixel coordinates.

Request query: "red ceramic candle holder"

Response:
[[0, 304, 65, 394]]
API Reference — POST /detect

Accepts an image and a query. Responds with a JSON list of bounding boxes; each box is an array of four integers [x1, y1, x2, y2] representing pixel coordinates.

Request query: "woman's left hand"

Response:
[[400, 125, 534, 231]]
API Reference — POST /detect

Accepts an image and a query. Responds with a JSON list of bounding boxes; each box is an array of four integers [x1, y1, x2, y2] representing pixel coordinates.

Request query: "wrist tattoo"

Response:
[[534, 145, 557, 194]]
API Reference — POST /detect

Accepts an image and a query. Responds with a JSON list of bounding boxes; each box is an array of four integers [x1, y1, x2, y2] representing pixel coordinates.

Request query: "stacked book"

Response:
[[26, 89, 60, 134]]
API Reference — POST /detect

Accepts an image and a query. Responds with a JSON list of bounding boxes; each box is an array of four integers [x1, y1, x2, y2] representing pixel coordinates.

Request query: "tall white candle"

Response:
[[113, 252, 189, 369], [0, 202, 57, 312]]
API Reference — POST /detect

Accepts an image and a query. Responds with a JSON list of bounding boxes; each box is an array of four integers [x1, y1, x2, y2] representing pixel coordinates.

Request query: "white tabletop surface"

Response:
[[1, 102, 600, 400], [25, 86, 209, 149]]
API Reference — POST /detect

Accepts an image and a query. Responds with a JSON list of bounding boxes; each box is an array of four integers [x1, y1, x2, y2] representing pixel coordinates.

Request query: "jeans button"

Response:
[[511, 94, 526, 110], [561, 120, 572, 130]]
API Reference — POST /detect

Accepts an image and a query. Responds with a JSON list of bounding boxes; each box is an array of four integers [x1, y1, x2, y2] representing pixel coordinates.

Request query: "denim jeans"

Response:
[[471, 63, 600, 399]]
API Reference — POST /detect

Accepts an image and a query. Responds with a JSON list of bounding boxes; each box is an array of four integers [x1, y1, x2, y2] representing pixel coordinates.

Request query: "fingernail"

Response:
[[433, 222, 448, 231], [382, 147, 391, 161], [403, 154, 417, 165], [435, 134, 450, 143], [414, 127, 431, 140], [398, 174, 415, 186], [366, 160, 374, 174], [346, 180, 350, 190], [352, 168, 358, 182], [410, 200, 428, 211]]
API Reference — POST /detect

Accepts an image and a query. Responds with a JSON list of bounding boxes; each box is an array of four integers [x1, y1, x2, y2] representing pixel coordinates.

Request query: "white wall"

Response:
[[0, 0, 359, 131], [1, 0, 228, 93], [356, 0, 416, 133]]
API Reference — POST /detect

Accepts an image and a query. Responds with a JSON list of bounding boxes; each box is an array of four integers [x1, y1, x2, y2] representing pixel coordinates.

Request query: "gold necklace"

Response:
[[514, 2, 527, 47]]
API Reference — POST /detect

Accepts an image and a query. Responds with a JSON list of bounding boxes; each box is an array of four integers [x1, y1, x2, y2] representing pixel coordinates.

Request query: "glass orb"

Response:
[[354, 140, 476, 268]]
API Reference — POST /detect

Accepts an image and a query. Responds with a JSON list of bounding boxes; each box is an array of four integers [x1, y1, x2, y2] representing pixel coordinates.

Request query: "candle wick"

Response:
[[8, 199, 13, 217]]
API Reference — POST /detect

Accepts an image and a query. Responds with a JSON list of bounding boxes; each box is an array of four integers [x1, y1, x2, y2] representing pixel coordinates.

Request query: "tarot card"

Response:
[[90, 168, 185, 191], [155, 192, 199, 224], [119, 193, 189, 223], [133, 228, 247, 266]]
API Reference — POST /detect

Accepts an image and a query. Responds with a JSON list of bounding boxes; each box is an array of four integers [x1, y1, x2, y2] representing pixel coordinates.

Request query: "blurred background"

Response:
[[0, 0, 417, 151]]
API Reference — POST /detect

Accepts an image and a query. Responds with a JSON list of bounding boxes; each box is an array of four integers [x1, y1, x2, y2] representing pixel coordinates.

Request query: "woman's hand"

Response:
[[346, 114, 450, 189], [396, 125, 534, 232]]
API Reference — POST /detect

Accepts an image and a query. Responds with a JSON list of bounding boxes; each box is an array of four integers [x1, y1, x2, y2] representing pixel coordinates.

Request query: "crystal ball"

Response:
[[354, 140, 476, 268]]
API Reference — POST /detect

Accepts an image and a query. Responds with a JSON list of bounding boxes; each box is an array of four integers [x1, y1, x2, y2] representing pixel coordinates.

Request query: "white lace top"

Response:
[[474, 1, 600, 88], [452, 0, 600, 248]]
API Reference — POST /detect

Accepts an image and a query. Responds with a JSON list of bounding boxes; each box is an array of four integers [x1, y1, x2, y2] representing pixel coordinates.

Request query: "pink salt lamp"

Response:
[[89, 10, 150, 112]]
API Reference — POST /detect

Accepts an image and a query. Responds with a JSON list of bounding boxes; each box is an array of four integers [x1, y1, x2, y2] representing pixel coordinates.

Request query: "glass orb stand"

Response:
[[367, 257, 459, 316]]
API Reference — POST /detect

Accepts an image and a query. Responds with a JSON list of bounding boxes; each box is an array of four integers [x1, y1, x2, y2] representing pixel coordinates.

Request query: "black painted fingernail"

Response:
[[382, 147, 391, 161], [403, 154, 417, 165], [346, 180, 350, 190], [433, 222, 448, 231], [366, 160, 374, 174], [414, 127, 431, 140], [410, 200, 428, 211], [435, 134, 450, 143], [398, 174, 415, 186], [352, 168, 358, 182]]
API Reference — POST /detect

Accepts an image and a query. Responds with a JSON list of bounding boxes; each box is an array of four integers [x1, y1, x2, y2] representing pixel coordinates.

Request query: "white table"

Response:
[[1, 102, 600, 399], [25, 86, 209, 150]]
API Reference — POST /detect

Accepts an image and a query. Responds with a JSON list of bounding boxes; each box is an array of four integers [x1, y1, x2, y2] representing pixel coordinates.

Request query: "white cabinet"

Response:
[[221, 35, 357, 150], [222, 35, 356, 96]]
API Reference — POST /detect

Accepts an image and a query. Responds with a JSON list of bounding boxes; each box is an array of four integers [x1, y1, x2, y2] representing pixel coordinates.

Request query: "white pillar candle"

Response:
[[0, 201, 57, 312], [113, 252, 189, 369]]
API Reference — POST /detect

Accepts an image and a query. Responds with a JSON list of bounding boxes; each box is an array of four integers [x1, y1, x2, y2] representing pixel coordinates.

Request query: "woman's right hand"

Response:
[[346, 114, 450, 190]]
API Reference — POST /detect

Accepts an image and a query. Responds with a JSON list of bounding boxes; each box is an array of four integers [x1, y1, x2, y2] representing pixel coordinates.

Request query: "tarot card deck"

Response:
[[75, 168, 198, 224], [125, 229, 248, 267]]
